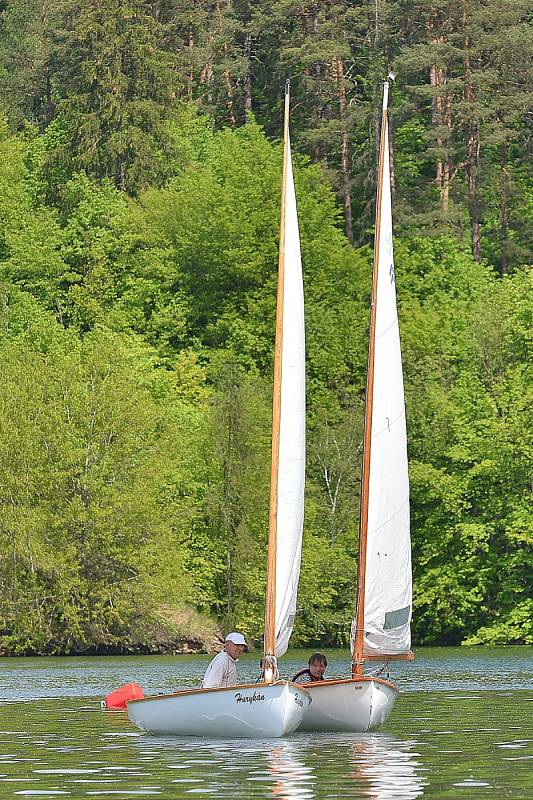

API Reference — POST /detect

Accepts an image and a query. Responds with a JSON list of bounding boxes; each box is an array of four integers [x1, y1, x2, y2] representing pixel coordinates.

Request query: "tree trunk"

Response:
[[463, 19, 481, 262], [334, 56, 354, 244], [373, 0, 382, 191], [200, 58, 214, 103], [223, 405, 236, 628], [215, 1, 236, 126], [465, 120, 481, 263], [188, 23, 194, 100], [430, 44, 452, 216], [223, 42, 236, 125], [442, 89, 452, 214], [499, 140, 510, 275], [244, 33, 253, 114]]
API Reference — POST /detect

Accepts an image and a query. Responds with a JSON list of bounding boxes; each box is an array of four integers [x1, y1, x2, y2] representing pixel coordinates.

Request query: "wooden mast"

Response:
[[264, 82, 291, 681], [352, 77, 391, 678]]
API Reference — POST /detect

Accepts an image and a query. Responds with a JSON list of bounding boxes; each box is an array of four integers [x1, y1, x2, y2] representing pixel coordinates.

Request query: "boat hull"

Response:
[[127, 681, 310, 738], [298, 677, 399, 732]]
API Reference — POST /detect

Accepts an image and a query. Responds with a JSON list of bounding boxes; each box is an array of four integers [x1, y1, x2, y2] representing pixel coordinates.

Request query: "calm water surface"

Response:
[[0, 647, 531, 798]]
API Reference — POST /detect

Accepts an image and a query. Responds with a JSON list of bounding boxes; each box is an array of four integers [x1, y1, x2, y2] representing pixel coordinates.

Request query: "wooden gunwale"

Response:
[[128, 680, 309, 705], [296, 676, 398, 692]]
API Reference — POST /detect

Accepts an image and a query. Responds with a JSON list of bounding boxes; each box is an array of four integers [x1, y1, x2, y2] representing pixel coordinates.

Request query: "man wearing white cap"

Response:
[[202, 632, 247, 689]]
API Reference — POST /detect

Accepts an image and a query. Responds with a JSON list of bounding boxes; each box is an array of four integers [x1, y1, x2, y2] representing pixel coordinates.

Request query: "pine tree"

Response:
[[53, 0, 178, 194], [0, 0, 64, 129], [391, 0, 532, 268], [250, 0, 371, 243]]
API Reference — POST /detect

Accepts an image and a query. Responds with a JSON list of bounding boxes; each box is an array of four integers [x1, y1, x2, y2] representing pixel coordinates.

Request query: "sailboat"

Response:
[[126, 84, 310, 738], [298, 75, 414, 733]]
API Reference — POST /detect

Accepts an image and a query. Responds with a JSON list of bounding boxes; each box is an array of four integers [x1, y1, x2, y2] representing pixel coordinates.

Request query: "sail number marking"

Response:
[[293, 695, 304, 707]]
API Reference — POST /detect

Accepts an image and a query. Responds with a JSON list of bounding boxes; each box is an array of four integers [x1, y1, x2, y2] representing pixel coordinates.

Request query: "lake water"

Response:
[[0, 647, 531, 798]]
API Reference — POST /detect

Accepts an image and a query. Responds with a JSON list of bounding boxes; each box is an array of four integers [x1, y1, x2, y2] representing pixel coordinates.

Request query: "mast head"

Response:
[[382, 72, 395, 111]]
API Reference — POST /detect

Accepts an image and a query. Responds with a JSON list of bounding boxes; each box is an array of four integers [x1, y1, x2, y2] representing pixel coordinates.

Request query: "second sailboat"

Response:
[[298, 75, 414, 734]]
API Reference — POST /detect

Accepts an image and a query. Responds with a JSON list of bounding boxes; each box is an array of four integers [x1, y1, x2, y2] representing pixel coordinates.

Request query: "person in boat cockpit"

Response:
[[202, 632, 247, 689], [291, 652, 327, 683]]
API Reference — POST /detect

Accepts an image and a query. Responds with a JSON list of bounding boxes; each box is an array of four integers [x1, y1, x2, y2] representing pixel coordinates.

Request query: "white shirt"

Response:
[[202, 650, 237, 689]]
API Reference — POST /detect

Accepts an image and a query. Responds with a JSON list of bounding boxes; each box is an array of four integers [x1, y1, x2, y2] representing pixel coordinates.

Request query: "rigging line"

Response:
[[375, 316, 399, 340], [372, 409, 406, 439], [367, 496, 409, 537]]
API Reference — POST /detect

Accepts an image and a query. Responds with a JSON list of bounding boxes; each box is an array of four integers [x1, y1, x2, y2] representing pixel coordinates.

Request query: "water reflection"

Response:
[[264, 735, 425, 800], [128, 732, 425, 799], [348, 736, 425, 799], [267, 741, 312, 799]]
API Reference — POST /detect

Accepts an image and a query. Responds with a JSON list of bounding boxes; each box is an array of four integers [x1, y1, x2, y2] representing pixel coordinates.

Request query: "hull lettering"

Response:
[[234, 691, 265, 705]]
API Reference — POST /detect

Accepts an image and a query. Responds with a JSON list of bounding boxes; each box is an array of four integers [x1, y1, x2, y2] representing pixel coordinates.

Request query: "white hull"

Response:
[[127, 681, 310, 738], [298, 677, 399, 732]]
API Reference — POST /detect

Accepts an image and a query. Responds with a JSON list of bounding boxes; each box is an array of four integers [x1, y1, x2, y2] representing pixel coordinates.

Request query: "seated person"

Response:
[[291, 652, 327, 683], [202, 632, 247, 689]]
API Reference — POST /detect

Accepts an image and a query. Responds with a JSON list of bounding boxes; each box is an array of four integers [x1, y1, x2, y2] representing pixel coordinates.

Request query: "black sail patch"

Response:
[[384, 605, 410, 630]]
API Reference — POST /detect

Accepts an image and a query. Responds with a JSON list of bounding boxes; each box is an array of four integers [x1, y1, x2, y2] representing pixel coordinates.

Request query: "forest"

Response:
[[0, 0, 531, 656]]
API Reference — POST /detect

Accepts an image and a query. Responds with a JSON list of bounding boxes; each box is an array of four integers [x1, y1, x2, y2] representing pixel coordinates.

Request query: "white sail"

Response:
[[363, 98, 412, 656], [124, 100, 312, 741], [274, 132, 306, 658]]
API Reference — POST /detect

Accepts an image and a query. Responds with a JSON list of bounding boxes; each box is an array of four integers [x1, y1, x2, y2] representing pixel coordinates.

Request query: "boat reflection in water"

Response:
[[264, 735, 425, 800], [129, 727, 425, 799], [267, 741, 313, 799]]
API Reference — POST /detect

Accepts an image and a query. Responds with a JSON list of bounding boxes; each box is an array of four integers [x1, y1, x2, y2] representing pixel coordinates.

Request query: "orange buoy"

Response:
[[102, 682, 144, 710]]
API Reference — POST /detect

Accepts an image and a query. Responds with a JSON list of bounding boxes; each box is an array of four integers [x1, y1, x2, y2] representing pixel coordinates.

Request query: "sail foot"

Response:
[[364, 651, 415, 661]]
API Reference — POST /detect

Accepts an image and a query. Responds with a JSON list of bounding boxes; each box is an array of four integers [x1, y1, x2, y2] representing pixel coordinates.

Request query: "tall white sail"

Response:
[[361, 88, 412, 656], [274, 131, 306, 658]]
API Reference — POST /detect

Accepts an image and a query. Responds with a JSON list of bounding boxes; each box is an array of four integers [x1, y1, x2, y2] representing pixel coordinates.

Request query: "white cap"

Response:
[[225, 632, 247, 646]]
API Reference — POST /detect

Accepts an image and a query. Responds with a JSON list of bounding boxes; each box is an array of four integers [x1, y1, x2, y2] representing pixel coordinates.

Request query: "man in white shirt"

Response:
[[202, 632, 247, 689]]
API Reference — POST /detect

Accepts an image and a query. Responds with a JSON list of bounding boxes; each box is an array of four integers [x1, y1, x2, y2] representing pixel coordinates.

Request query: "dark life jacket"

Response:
[[291, 668, 325, 683]]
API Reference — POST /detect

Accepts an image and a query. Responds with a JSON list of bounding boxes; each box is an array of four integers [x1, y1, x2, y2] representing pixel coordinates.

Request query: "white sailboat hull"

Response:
[[298, 677, 399, 733], [127, 681, 310, 738]]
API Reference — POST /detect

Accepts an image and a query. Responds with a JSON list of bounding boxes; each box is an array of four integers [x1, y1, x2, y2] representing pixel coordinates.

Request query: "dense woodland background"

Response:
[[0, 0, 531, 656]]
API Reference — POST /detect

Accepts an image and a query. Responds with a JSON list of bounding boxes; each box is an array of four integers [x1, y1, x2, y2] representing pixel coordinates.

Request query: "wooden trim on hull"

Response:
[[128, 680, 308, 706], [300, 676, 399, 693]]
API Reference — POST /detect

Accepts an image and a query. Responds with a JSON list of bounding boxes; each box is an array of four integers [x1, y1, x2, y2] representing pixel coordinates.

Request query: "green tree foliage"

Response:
[[1, 0, 531, 268], [391, 0, 533, 270], [0, 3, 530, 653], [0, 288, 211, 653], [0, 121, 65, 308], [0, 0, 64, 129], [51, 0, 180, 194], [398, 240, 532, 644]]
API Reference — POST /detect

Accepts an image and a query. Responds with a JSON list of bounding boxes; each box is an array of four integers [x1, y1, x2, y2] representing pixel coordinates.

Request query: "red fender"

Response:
[[102, 682, 144, 710]]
